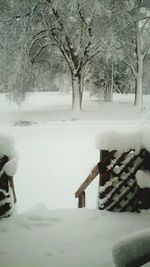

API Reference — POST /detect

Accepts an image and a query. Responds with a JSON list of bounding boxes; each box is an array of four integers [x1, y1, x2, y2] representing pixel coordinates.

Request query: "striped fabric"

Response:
[[0, 156, 14, 219], [98, 149, 148, 212]]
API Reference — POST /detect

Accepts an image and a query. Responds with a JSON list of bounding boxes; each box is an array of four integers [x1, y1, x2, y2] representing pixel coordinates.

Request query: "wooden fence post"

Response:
[[78, 191, 86, 208]]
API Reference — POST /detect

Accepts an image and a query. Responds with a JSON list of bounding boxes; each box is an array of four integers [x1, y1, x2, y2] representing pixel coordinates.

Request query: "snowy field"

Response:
[[0, 92, 150, 124], [0, 92, 150, 267]]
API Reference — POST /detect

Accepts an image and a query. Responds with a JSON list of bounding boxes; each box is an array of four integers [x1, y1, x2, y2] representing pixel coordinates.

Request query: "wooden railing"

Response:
[[75, 148, 150, 211], [75, 150, 119, 208], [75, 163, 100, 208], [74, 150, 119, 208]]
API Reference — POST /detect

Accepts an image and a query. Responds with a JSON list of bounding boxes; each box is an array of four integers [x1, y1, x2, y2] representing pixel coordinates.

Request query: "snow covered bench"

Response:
[[75, 128, 150, 212], [0, 135, 18, 219]]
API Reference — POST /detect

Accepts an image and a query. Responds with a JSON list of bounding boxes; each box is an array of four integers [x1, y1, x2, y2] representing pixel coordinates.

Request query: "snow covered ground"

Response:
[[0, 92, 150, 124], [0, 92, 150, 267], [1, 207, 150, 267]]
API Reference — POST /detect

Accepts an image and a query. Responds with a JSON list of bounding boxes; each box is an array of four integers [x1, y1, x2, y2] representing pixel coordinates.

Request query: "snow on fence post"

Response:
[[96, 129, 150, 212], [0, 135, 18, 219], [75, 128, 150, 211]]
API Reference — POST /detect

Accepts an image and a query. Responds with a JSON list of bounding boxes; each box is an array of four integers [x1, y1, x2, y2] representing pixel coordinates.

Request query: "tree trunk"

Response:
[[104, 83, 112, 102], [110, 61, 114, 102], [104, 62, 114, 102], [134, 57, 143, 108], [71, 73, 82, 111], [134, 22, 143, 108]]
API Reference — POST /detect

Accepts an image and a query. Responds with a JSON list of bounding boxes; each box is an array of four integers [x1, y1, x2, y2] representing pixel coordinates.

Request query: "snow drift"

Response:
[[113, 228, 150, 267], [95, 127, 150, 153]]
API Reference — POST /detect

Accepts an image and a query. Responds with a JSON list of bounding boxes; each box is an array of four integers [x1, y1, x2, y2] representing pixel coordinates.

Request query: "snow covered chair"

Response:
[[0, 135, 18, 219], [75, 129, 150, 212]]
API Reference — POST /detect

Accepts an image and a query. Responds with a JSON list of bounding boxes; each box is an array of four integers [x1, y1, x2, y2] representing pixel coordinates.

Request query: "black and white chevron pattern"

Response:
[[98, 149, 148, 212]]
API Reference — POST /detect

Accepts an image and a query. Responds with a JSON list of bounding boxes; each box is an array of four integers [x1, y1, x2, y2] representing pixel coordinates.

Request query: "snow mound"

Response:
[[95, 129, 141, 153], [0, 134, 15, 157], [0, 135, 18, 176], [136, 170, 150, 189], [3, 152, 18, 176], [113, 228, 150, 267], [96, 127, 150, 153]]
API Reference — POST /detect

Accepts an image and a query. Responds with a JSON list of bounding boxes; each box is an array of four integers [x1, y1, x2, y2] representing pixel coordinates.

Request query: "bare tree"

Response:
[[108, 0, 150, 108], [28, 0, 107, 111], [0, 0, 35, 102]]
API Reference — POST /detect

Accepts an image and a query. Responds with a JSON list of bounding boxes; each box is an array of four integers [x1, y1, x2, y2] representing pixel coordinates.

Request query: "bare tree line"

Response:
[[0, 0, 150, 110]]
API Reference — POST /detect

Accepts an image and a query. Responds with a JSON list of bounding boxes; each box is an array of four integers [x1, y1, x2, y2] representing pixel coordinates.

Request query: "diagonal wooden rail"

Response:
[[75, 163, 100, 208], [75, 150, 117, 208]]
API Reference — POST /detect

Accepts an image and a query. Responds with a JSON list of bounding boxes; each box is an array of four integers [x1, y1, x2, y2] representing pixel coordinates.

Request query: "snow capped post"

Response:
[[75, 127, 150, 210], [95, 130, 140, 212], [96, 128, 150, 212], [0, 134, 18, 219]]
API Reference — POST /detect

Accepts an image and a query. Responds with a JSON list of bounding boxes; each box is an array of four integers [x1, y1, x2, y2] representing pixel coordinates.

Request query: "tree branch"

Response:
[[29, 34, 48, 56], [122, 59, 137, 78], [77, 2, 93, 38], [143, 41, 150, 58], [140, 17, 150, 34], [8, 4, 38, 25], [78, 47, 102, 73], [117, 16, 150, 36], [30, 43, 50, 64]]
